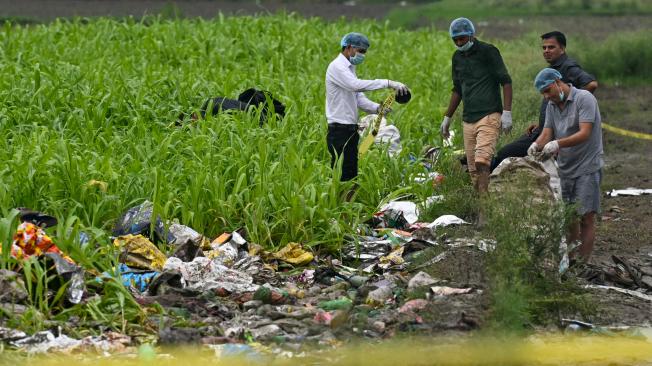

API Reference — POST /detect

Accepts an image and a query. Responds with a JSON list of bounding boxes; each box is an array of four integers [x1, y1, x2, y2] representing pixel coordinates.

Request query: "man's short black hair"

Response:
[[541, 31, 566, 48]]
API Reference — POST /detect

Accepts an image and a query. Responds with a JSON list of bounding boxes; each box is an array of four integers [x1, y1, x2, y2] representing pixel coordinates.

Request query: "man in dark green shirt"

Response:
[[440, 17, 512, 200]]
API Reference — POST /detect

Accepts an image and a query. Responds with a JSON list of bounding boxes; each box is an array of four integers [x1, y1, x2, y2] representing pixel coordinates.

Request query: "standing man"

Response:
[[492, 31, 598, 170], [439, 18, 512, 205], [326, 32, 409, 182], [529, 68, 604, 261]]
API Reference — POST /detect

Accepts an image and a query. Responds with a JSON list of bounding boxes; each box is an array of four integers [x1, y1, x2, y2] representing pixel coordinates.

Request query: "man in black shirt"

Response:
[[491, 31, 598, 170]]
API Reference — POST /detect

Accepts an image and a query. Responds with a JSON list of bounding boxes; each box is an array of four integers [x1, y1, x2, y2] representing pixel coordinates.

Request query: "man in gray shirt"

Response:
[[529, 68, 604, 261], [491, 31, 597, 170]]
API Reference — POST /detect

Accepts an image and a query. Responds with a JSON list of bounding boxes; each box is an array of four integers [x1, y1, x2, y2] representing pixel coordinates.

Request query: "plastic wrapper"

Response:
[[431, 286, 474, 296], [117, 264, 159, 292], [378, 246, 405, 270], [112, 201, 173, 244], [426, 215, 469, 229], [8, 222, 74, 263], [407, 271, 439, 290], [379, 201, 419, 225], [113, 234, 167, 272], [164, 257, 259, 293], [168, 223, 208, 248], [16, 208, 57, 228], [273, 242, 314, 266], [607, 188, 652, 197], [343, 238, 391, 261]]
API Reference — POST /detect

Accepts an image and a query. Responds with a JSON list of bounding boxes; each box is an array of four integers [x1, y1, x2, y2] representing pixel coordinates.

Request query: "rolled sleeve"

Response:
[[566, 65, 596, 89]]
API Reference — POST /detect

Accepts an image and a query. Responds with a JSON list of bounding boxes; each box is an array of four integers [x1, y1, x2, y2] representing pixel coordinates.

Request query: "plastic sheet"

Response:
[[113, 234, 167, 272], [273, 242, 314, 266]]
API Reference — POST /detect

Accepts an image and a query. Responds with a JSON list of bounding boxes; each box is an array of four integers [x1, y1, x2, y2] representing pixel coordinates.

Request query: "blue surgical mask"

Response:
[[350, 52, 365, 65], [456, 41, 474, 52]]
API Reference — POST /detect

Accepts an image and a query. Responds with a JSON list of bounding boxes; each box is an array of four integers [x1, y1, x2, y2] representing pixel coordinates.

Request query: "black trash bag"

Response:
[[16, 208, 58, 228], [172, 238, 203, 263], [112, 201, 173, 244], [237, 88, 286, 124], [199, 97, 249, 119], [195, 88, 286, 127]]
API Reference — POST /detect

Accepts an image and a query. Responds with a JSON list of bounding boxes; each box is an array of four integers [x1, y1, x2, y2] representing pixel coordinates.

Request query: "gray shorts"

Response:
[[561, 170, 602, 215]]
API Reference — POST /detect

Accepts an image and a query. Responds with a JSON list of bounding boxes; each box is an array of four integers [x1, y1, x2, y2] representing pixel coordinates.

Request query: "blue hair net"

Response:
[[449, 18, 475, 38], [340, 32, 370, 49], [534, 68, 563, 92]]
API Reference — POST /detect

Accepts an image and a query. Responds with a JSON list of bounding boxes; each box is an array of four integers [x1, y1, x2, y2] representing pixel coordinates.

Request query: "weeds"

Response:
[[483, 176, 587, 331]]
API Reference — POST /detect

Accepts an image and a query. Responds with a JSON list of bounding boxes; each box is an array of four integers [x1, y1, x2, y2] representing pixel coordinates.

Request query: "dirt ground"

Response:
[[0, 0, 396, 21]]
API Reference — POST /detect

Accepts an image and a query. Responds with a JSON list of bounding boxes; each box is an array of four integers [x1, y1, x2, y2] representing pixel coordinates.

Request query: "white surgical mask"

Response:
[[456, 40, 474, 52], [556, 82, 565, 101]]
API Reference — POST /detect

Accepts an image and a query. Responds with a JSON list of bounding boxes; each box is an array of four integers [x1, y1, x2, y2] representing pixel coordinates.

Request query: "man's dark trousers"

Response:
[[491, 130, 540, 170], [327, 123, 359, 181]]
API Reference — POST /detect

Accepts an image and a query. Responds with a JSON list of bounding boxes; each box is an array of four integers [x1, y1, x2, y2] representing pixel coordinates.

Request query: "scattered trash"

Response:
[[273, 242, 314, 266], [607, 188, 652, 197], [169, 223, 208, 248], [585, 285, 652, 302], [318, 297, 353, 311], [431, 286, 474, 296], [379, 246, 405, 270], [426, 215, 469, 229], [414, 172, 445, 187], [379, 201, 419, 225], [0, 270, 28, 303], [113, 201, 173, 244], [16, 208, 58, 228], [164, 257, 259, 293], [399, 299, 429, 314], [408, 271, 439, 290], [366, 286, 393, 307], [358, 114, 402, 157], [114, 234, 167, 272], [8, 222, 74, 263], [117, 264, 159, 293]]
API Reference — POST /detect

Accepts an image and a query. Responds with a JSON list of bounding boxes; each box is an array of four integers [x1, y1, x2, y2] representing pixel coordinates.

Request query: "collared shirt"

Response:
[[452, 40, 512, 123], [325, 53, 388, 125], [538, 54, 596, 128], [544, 86, 604, 179]]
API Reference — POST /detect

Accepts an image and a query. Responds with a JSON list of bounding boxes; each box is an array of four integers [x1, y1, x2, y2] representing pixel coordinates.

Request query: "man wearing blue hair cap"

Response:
[[440, 17, 513, 226], [326, 32, 409, 184], [529, 68, 604, 262]]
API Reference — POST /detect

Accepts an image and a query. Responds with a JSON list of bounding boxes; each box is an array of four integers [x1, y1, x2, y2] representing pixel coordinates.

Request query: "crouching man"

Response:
[[529, 68, 604, 261]]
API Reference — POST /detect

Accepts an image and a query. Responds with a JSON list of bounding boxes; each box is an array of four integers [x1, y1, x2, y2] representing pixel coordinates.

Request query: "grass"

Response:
[[386, 0, 652, 28], [576, 31, 652, 85]]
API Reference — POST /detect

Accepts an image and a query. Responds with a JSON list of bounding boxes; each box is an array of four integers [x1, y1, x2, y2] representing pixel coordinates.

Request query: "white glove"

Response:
[[388, 80, 409, 96], [501, 110, 512, 133], [440, 116, 451, 139], [527, 142, 539, 156], [543, 140, 560, 155], [377, 104, 392, 115]]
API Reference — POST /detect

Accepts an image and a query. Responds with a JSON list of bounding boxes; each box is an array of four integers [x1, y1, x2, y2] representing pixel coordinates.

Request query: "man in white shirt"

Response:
[[325, 32, 408, 182]]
